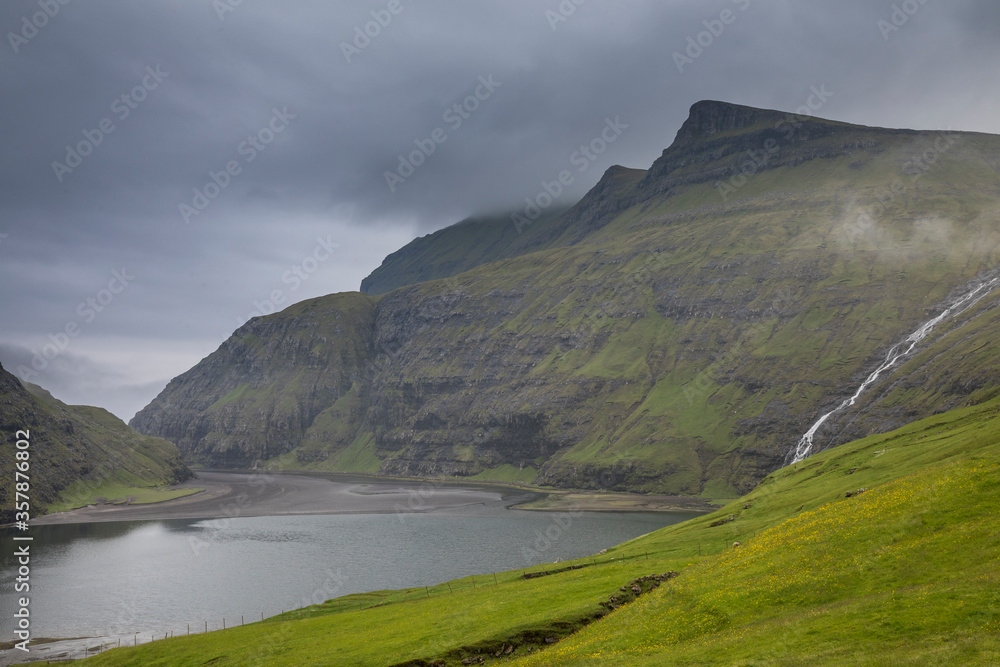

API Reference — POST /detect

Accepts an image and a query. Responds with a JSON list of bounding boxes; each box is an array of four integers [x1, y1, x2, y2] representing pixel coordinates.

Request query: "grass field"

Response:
[[74, 396, 1000, 665], [44, 480, 202, 514]]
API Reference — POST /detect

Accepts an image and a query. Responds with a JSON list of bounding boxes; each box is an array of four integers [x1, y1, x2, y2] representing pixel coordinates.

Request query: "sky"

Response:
[[1, 0, 999, 421]]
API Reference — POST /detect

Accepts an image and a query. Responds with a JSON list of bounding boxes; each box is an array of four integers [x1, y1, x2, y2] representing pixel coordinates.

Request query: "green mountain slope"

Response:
[[132, 101, 1000, 496], [0, 362, 193, 523], [359, 206, 572, 296], [129, 292, 377, 468], [82, 394, 1000, 666], [360, 165, 650, 296]]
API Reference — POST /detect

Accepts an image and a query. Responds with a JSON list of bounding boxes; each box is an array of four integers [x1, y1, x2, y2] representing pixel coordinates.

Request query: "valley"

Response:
[[4, 100, 1000, 666]]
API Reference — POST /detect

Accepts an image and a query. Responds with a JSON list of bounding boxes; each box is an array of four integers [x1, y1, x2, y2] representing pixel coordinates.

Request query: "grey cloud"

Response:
[[1, 0, 997, 418]]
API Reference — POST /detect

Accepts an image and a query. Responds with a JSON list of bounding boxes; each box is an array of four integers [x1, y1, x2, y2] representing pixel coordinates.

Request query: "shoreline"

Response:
[[508, 490, 718, 513], [23, 469, 716, 527]]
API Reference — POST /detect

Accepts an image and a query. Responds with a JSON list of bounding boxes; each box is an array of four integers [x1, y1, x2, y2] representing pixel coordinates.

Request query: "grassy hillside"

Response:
[[359, 206, 572, 296], [83, 395, 1000, 665], [0, 363, 193, 523]]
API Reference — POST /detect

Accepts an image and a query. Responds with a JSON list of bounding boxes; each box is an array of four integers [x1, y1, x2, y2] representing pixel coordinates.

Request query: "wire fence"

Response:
[[24, 542, 755, 662]]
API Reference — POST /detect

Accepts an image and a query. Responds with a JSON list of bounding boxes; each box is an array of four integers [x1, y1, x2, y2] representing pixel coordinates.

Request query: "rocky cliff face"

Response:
[[638, 99, 897, 197], [132, 101, 1000, 496], [0, 363, 191, 523], [130, 293, 376, 468]]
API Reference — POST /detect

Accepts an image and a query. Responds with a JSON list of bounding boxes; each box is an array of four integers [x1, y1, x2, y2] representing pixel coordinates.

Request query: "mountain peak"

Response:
[[674, 100, 787, 143]]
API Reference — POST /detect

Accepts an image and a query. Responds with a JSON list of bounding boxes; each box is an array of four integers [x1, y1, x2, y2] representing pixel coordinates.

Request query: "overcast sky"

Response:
[[1, 0, 999, 421]]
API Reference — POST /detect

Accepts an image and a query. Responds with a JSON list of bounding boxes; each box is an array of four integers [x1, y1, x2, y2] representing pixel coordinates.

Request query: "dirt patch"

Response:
[[389, 572, 680, 667]]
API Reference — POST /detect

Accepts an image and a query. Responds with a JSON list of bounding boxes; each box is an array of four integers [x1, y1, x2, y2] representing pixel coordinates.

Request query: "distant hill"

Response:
[[132, 100, 1000, 497], [0, 362, 192, 523]]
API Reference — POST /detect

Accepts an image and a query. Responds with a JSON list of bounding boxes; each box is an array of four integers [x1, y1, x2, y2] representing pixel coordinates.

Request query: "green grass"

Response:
[[324, 432, 381, 473], [467, 464, 538, 483], [45, 480, 202, 513], [79, 396, 1000, 666]]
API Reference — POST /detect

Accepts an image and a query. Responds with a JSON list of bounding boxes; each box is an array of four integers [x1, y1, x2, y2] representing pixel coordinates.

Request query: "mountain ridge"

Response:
[[132, 100, 1000, 496]]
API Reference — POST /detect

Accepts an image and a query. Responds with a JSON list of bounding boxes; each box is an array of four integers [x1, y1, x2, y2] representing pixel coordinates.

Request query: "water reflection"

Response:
[[1, 504, 695, 651]]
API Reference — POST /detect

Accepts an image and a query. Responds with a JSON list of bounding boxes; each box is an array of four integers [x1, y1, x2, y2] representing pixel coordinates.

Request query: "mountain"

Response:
[[0, 362, 192, 523], [131, 100, 1000, 497]]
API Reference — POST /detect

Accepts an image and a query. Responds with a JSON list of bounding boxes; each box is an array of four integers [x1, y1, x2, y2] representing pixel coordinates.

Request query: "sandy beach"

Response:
[[27, 471, 716, 526], [29, 471, 517, 525]]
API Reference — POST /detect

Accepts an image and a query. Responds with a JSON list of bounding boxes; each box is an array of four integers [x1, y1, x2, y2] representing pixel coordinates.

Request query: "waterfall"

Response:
[[786, 275, 1000, 465]]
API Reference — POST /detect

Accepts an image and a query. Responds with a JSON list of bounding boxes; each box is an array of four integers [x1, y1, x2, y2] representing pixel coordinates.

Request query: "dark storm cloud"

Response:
[[1, 0, 998, 418]]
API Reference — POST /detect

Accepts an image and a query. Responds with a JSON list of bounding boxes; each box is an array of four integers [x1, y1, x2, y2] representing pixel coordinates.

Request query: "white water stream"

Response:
[[787, 275, 1000, 464]]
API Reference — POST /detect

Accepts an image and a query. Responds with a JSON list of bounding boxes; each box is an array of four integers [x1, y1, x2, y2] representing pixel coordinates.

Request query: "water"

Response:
[[0, 484, 693, 661], [787, 275, 1000, 464]]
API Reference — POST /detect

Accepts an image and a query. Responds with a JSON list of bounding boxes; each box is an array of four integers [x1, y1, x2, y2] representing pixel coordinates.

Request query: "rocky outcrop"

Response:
[[637, 100, 903, 197]]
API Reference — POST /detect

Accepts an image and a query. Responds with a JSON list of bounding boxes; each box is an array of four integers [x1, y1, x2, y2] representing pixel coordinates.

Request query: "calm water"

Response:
[[1, 487, 694, 657]]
